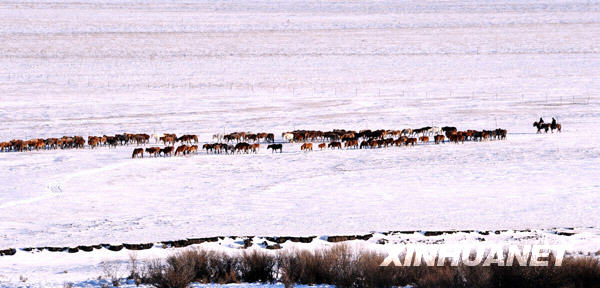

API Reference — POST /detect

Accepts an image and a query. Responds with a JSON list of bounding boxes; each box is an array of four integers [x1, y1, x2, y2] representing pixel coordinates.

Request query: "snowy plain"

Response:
[[2, 228, 600, 287], [1, 0, 600, 286]]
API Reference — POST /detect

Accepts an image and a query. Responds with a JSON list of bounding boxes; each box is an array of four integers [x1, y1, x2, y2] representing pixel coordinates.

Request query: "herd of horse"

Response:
[[280, 127, 447, 143], [131, 126, 508, 157], [289, 127, 508, 151], [132, 141, 283, 158], [0, 133, 198, 153], [131, 144, 200, 158], [2, 120, 561, 157], [212, 132, 275, 143], [0, 136, 87, 152]]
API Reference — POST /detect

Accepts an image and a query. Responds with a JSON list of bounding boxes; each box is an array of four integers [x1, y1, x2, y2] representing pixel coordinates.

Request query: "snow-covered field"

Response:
[[2, 228, 600, 286], [1, 0, 600, 286]]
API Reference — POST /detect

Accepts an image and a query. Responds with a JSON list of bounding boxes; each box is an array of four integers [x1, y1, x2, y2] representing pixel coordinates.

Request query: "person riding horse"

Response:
[[539, 117, 544, 125], [551, 117, 557, 129]]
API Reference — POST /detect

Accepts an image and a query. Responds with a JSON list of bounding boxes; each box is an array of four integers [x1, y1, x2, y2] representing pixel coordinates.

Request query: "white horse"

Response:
[[282, 133, 294, 142], [429, 127, 442, 136], [151, 133, 161, 143], [212, 134, 223, 142]]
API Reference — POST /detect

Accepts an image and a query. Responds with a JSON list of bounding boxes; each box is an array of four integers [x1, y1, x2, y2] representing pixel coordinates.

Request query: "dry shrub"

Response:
[[485, 254, 600, 288], [278, 247, 338, 286], [141, 245, 600, 288], [278, 244, 400, 288], [144, 253, 195, 288], [409, 253, 600, 288], [324, 244, 358, 287], [354, 250, 403, 288], [278, 249, 303, 288], [185, 249, 210, 282], [558, 256, 600, 287], [100, 260, 122, 287], [206, 251, 240, 284], [239, 250, 277, 283]]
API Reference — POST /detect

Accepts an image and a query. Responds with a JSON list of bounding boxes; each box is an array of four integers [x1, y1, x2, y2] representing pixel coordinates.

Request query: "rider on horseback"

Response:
[[551, 117, 557, 129], [539, 117, 544, 124]]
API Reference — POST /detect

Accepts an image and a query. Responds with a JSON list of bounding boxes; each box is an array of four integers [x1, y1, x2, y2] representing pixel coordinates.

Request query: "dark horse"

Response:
[[533, 121, 551, 133], [551, 121, 562, 133], [267, 144, 282, 153]]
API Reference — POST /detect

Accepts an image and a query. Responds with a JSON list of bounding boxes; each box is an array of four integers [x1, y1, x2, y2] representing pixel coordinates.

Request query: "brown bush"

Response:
[[239, 250, 277, 283], [142, 245, 600, 288], [144, 255, 195, 288], [206, 251, 240, 284], [354, 251, 404, 288]]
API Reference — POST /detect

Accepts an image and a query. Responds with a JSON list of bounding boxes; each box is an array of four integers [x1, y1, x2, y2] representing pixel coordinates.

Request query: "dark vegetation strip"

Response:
[[0, 228, 581, 256]]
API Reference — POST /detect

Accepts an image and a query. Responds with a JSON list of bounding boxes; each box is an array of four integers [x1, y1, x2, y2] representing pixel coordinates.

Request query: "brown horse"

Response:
[[393, 138, 404, 146], [175, 145, 189, 156], [178, 134, 198, 144], [178, 135, 191, 144], [74, 137, 85, 148], [188, 145, 198, 154], [256, 133, 268, 142], [88, 137, 100, 149], [340, 133, 355, 141], [246, 134, 258, 142], [419, 136, 429, 143], [405, 138, 417, 146], [344, 139, 358, 149], [250, 143, 260, 153], [0, 142, 9, 152], [482, 131, 491, 141], [145, 147, 161, 157], [266, 133, 275, 143], [213, 143, 223, 153], [160, 136, 176, 145], [132, 148, 144, 158], [318, 143, 327, 150], [434, 135, 445, 144], [235, 142, 251, 154], [328, 141, 342, 149], [33, 140, 45, 150], [301, 143, 313, 151], [449, 134, 465, 143]]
